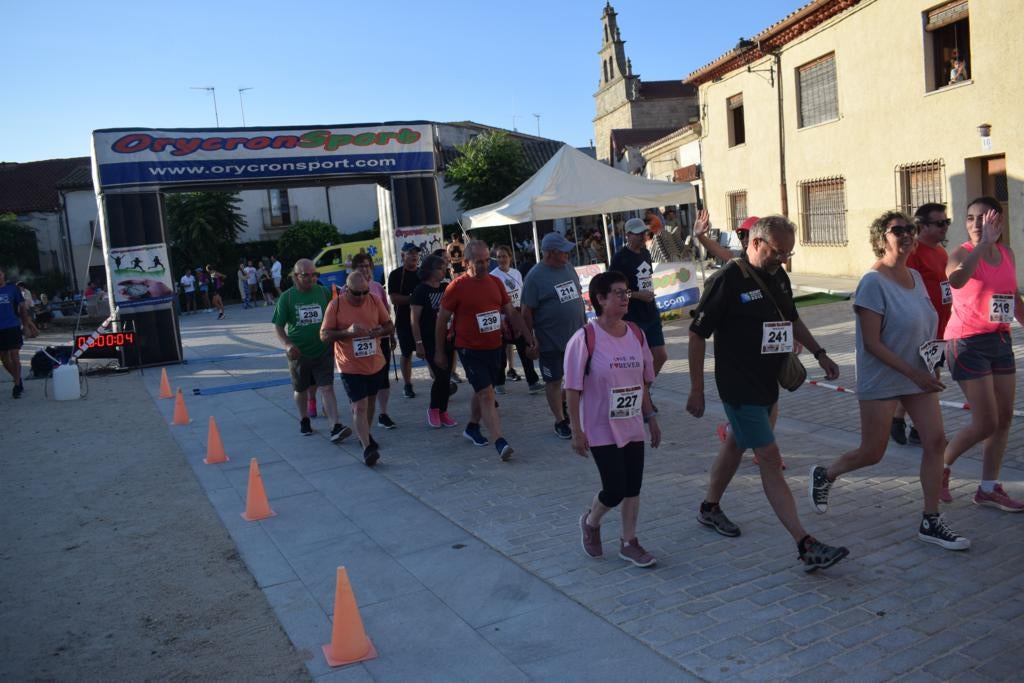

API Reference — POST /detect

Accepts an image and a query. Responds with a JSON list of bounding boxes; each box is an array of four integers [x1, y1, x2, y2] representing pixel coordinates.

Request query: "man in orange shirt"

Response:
[[435, 240, 534, 461], [321, 271, 395, 467], [892, 202, 952, 446]]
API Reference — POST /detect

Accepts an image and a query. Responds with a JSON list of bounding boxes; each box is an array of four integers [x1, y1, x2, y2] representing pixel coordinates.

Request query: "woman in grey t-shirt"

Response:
[[808, 211, 969, 551]]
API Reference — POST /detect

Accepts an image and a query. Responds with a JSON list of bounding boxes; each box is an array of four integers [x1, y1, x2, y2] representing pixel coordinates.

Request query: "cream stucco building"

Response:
[[686, 0, 1021, 281]]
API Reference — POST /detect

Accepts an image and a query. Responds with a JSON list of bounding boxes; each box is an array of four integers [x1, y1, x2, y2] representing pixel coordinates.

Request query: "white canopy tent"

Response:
[[461, 144, 697, 263]]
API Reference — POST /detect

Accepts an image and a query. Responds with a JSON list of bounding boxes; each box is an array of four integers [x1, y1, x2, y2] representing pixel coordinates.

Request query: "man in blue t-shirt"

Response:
[[0, 267, 39, 398]]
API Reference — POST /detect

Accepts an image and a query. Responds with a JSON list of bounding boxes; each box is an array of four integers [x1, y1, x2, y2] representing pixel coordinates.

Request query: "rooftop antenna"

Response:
[[533, 113, 541, 136], [237, 87, 254, 126], [190, 86, 219, 126]]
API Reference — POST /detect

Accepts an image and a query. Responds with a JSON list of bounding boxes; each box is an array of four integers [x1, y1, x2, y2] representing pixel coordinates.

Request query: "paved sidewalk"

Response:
[[145, 300, 1022, 681]]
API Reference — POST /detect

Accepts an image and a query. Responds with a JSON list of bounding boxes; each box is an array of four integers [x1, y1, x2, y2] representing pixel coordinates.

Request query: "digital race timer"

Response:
[[74, 331, 139, 360]]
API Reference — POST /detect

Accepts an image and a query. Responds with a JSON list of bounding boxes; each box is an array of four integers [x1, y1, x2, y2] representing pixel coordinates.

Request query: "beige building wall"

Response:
[[696, 0, 1022, 281]]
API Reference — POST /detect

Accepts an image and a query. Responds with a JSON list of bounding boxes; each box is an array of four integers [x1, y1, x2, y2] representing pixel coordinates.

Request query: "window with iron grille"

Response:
[[797, 54, 838, 128], [799, 177, 847, 245], [727, 94, 745, 147], [728, 191, 748, 229], [895, 160, 946, 215]]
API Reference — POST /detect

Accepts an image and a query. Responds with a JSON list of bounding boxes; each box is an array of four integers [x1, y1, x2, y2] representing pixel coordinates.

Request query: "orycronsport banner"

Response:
[[579, 261, 700, 320], [92, 123, 435, 189]]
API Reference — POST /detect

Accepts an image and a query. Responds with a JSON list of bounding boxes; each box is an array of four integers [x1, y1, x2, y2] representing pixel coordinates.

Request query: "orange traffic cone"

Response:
[[322, 566, 377, 667], [159, 368, 173, 399], [241, 458, 275, 521], [172, 388, 191, 425], [204, 416, 229, 464]]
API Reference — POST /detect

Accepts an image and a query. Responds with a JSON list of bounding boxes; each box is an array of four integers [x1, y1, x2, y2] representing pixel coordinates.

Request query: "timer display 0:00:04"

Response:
[[76, 332, 135, 349]]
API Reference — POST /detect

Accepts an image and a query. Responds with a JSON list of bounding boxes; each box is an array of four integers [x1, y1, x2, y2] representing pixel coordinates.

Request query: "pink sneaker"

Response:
[[618, 538, 656, 567], [940, 467, 953, 503], [439, 411, 458, 428], [427, 409, 441, 429], [580, 510, 602, 558], [973, 484, 1024, 512]]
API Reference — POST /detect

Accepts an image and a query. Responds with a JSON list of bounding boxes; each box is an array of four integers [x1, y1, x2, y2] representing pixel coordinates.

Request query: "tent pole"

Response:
[[571, 216, 581, 264], [509, 225, 517, 268], [532, 221, 540, 263], [601, 214, 612, 265]]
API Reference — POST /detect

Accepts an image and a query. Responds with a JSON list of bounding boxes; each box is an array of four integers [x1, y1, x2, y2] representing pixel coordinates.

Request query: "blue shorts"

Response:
[[723, 403, 776, 450], [457, 347, 503, 392], [946, 331, 1015, 381], [633, 315, 665, 348]]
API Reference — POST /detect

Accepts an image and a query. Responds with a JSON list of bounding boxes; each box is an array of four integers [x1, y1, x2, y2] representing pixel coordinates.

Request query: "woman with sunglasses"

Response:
[[565, 271, 660, 567], [809, 211, 970, 550], [941, 196, 1024, 511]]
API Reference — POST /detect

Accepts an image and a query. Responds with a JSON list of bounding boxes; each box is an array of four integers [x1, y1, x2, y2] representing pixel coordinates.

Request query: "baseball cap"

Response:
[[401, 243, 421, 253], [541, 232, 574, 252], [738, 216, 760, 232], [624, 218, 648, 234]]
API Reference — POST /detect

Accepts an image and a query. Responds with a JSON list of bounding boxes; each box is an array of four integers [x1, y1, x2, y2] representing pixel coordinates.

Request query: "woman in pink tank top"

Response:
[[942, 196, 1024, 512]]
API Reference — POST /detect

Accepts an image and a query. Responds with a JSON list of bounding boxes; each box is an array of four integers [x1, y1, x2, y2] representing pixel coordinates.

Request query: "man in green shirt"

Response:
[[273, 258, 351, 441]]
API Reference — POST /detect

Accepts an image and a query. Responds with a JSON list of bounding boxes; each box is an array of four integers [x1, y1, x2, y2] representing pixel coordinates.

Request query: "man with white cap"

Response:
[[522, 231, 588, 439], [612, 217, 669, 376]]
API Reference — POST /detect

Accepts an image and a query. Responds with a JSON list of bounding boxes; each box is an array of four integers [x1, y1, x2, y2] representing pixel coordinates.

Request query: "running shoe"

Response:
[[890, 417, 907, 445], [580, 510, 602, 558], [463, 424, 488, 447], [697, 503, 741, 537], [451, 371, 463, 384], [363, 444, 380, 467], [619, 538, 656, 568], [973, 484, 1024, 512], [403, 383, 416, 399], [439, 412, 458, 428], [495, 437, 514, 461], [908, 426, 921, 446], [506, 368, 521, 382], [809, 465, 832, 513], [449, 381, 458, 396], [554, 419, 572, 440], [940, 467, 953, 503], [427, 409, 442, 429], [13, 381, 24, 399], [217, 312, 225, 320], [377, 413, 396, 430], [528, 381, 545, 394], [918, 514, 970, 550], [300, 417, 313, 436], [798, 536, 849, 572], [495, 384, 506, 395], [330, 423, 352, 443]]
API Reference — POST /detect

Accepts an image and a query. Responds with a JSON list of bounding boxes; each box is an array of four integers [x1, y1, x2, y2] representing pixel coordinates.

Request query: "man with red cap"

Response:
[[693, 209, 757, 263]]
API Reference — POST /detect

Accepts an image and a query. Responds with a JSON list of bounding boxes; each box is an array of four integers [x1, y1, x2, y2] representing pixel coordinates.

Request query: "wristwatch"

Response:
[[813, 348, 828, 359]]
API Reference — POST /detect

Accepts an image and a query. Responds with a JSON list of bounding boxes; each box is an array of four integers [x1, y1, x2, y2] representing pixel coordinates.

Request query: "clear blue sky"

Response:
[[4, 0, 801, 163]]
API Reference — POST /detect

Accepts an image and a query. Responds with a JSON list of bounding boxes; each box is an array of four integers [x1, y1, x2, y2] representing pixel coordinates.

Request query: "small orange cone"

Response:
[[159, 368, 173, 399], [172, 388, 191, 425], [241, 458, 275, 521], [322, 566, 377, 667], [204, 416, 229, 464]]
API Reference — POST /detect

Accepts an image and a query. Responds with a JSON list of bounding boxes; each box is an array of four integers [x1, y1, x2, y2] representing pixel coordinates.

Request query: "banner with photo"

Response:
[[394, 225, 445, 258], [577, 261, 700, 320], [108, 243, 175, 308]]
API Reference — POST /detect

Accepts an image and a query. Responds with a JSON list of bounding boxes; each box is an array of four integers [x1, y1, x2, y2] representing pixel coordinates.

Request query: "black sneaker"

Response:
[[449, 381, 458, 396], [403, 383, 415, 399], [377, 413, 396, 430], [451, 372, 463, 384], [330, 423, 352, 443], [13, 381, 24, 399], [697, 502, 741, 537], [918, 513, 970, 550], [495, 437, 514, 462], [363, 444, 380, 467], [506, 368, 521, 382], [300, 417, 313, 436], [463, 423, 488, 447], [908, 427, 921, 446], [554, 419, 572, 440], [890, 417, 907, 445], [809, 465, 832, 513], [798, 536, 849, 572]]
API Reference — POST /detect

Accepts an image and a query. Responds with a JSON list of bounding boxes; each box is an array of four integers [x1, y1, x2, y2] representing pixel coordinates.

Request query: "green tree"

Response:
[[444, 131, 532, 211], [276, 220, 342, 277], [0, 213, 40, 273], [165, 192, 247, 270]]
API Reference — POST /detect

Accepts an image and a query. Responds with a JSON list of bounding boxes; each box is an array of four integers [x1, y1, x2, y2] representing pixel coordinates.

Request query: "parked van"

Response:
[[311, 239, 385, 291]]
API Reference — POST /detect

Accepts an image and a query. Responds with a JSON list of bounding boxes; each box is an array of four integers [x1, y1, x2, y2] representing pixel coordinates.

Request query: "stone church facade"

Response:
[[592, 2, 699, 165]]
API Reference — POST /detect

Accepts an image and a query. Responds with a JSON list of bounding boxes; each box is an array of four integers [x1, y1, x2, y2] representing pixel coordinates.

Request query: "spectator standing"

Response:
[[271, 255, 283, 295], [179, 269, 197, 314], [0, 268, 39, 398]]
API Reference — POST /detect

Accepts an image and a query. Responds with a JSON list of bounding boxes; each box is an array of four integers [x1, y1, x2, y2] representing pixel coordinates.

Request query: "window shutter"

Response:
[[926, 0, 968, 31]]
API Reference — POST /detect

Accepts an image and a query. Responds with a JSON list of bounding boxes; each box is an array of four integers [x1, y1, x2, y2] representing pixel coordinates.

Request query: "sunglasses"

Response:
[[888, 224, 917, 236], [921, 219, 951, 228], [348, 289, 369, 297]]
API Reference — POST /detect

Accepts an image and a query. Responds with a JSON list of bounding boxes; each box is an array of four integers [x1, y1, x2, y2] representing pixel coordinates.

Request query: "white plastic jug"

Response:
[[52, 363, 81, 401]]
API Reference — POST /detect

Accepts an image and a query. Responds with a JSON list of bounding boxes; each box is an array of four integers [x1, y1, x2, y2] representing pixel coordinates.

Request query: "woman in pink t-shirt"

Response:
[[565, 271, 660, 567], [942, 196, 1024, 511]]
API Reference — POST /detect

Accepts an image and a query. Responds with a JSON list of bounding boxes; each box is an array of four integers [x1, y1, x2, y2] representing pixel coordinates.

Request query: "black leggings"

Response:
[[426, 344, 454, 411], [590, 441, 645, 508], [495, 335, 539, 386]]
